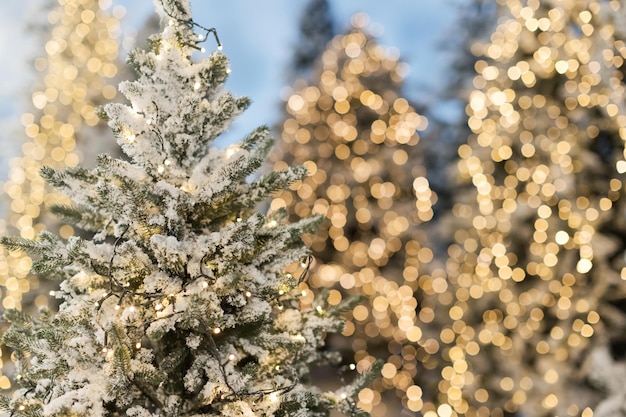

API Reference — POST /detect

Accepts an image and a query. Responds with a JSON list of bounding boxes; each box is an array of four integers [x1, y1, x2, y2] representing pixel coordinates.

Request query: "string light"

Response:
[[213, 327, 222, 335], [228, 353, 236, 361]]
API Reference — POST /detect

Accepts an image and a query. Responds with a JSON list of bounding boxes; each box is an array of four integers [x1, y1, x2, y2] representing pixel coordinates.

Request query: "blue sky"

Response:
[[0, 1, 462, 171]]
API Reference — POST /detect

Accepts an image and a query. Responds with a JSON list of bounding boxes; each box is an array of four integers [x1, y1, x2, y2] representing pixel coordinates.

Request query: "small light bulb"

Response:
[[136, 342, 142, 349], [200, 47, 206, 53], [197, 34, 204, 40], [128, 133, 136, 143], [102, 347, 108, 353], [316, 306, 323, 314], [164, 159, 171, 166], [49, 290, 55, 296], [349, 363, 356, 371], [341, 393, 347, 400], [245, 291, 252, 298], [168, 20, 174, 26], [157, 165, 165, 174], [194, 81, 201, 90], [301, 290, 307, 297], [155, 303, 163, 311], [202, 281, 209, 288], [236, 217, 242, 222], [213, 327, 222, 334], [114, 305, 120, 311], [278, 290, 285, 296], [268, 220, 277, 227], [146, 119, 152, 125], [275, 365, 280, 371], [217, 45, 223, 51], [228, 353, 236, 361], [18, 405, 25, 411], [129, 306, 136, 312]]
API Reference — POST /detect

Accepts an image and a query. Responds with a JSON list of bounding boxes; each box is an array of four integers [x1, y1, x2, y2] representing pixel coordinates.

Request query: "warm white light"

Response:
[[157, 165, 165, 174], [193, 81, 201, 90], [135, 342, 142, 349], [228, 353, 236, 361], [213, 327, 222, 334], [155, 303, 163, 311], [245, 291, 252, 298]]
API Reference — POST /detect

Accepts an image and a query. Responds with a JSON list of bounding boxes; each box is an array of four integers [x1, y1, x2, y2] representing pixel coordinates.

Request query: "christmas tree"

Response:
[[0, 0, 124, 390], [271, 14, 434, 416], [0, 1, 371, 415], [427, 1, 626, 416]]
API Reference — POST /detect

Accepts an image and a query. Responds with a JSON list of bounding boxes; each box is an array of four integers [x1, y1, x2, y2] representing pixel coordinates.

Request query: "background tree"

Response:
[[290, 0, 335, 82], [424, 1, 626, 416], [0, 0, 372, 415], [271, 14, 435, 416], [0, 0, 124, 390]]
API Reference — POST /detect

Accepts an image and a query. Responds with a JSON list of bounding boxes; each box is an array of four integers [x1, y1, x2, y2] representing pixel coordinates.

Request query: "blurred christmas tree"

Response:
[[427, 1, 626, 416], [0, 0, 373, 415], [0, 0, 124, 390], [271, 13, 435, 416]]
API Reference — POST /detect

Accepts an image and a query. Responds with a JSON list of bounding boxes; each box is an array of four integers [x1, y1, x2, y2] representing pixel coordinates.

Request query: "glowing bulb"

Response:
[[236, 217, 242, 222], [102, 347, 108, 353], [269, 392, 279, 403], [168, 20, 174, 26], [213, 327, 222, 334], [268, 219, 277, 227], [228, 353, 236, 361], [341, 393, 347, 400], [349, 363, 356, 371], [164, 159, 171, 166], [275, 365, 280, 371], [135, 342, 142, 349], [301, 290, 307, 297], [18, 405, 25, 411], [146, 119, 152, 125], [200, 47, 206, 53], [157, 165, 165, 174], [155, 303, 163, 311], [49, 291, 55, 296], [316, 306, 324, 314], [245, 291, 252, 298], [202, 281, 209, 288], [217, 45, 223, 51], [193, 81, 201, 90], [278, 290, 285, 296], [197, 34, 204, 40], [127, 133, 136, 143], [114, 305, 120, 311], [129, 306, 136, 312]]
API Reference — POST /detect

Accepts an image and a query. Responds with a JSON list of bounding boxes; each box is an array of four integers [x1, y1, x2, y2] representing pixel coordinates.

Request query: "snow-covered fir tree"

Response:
[[0, 1, 374, 416]]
